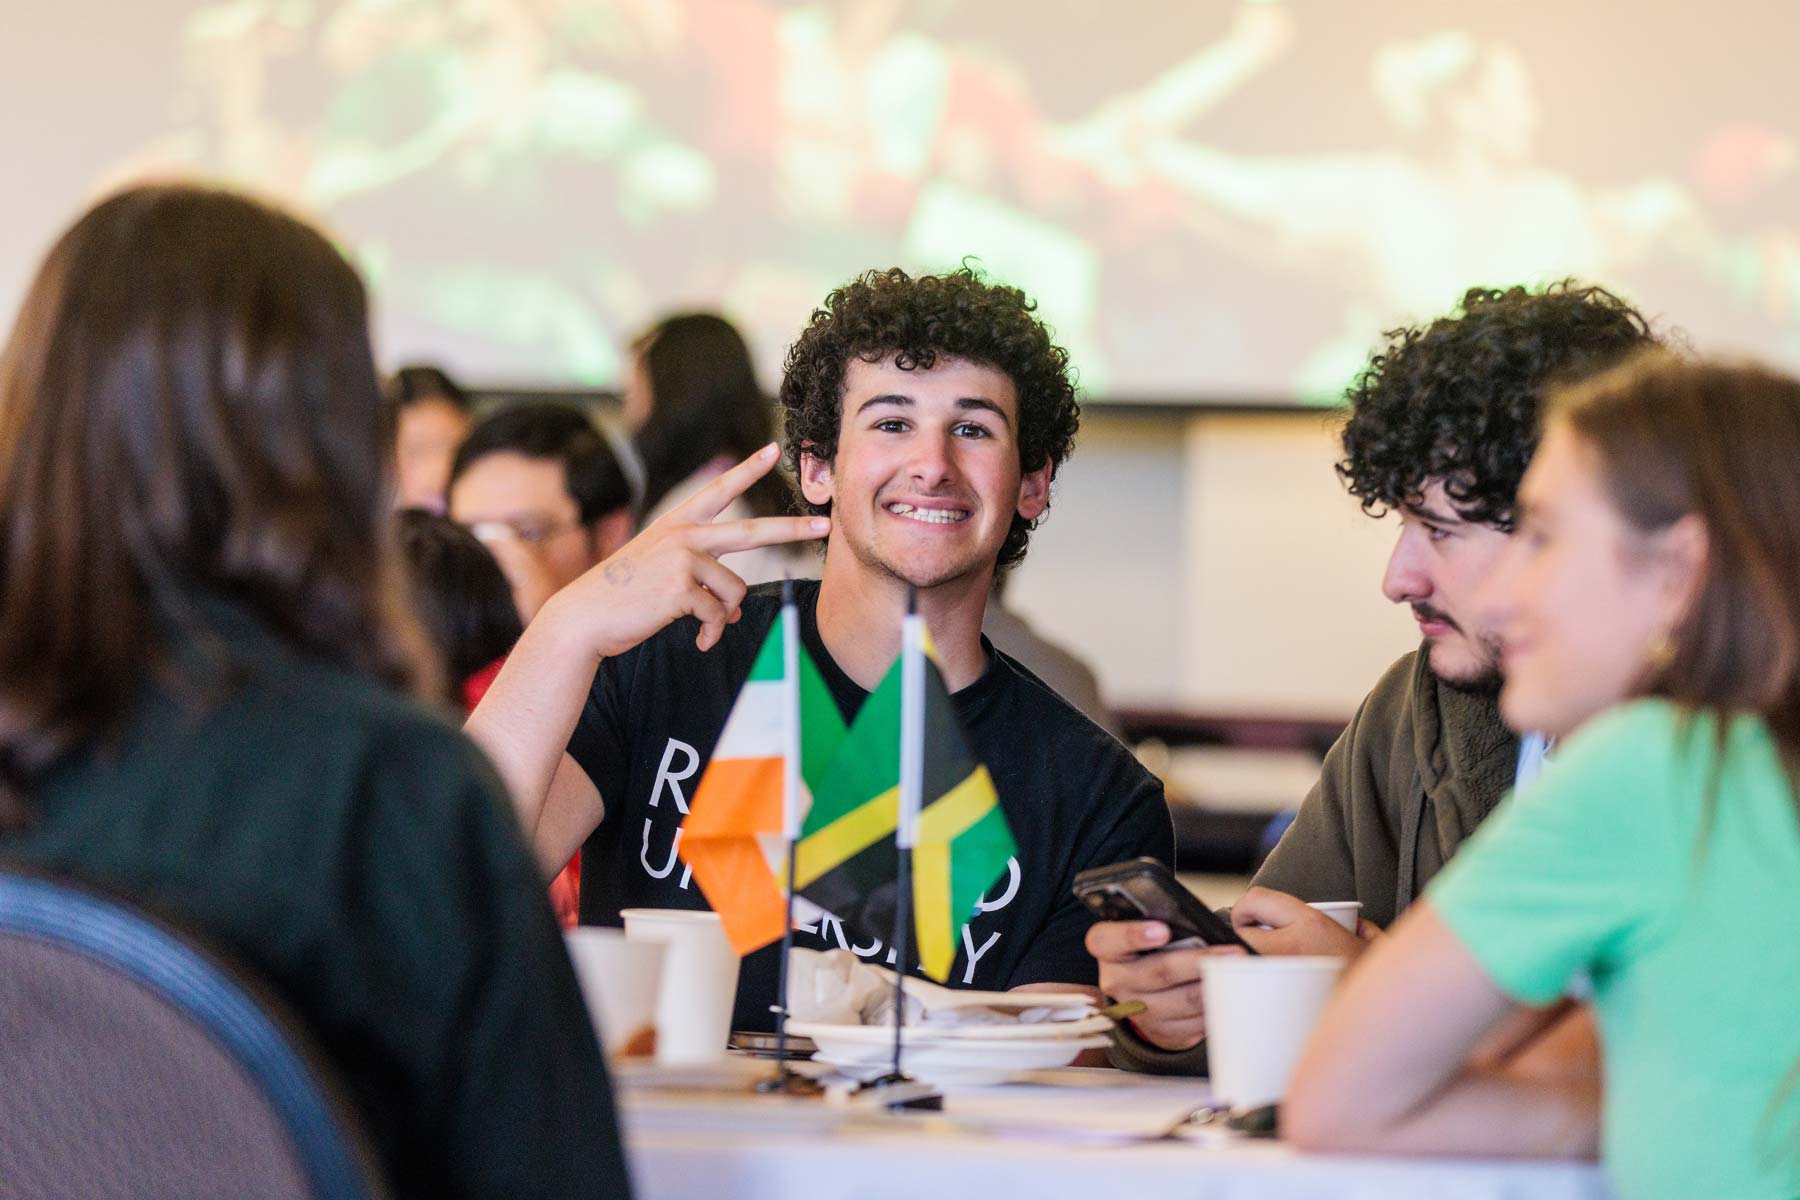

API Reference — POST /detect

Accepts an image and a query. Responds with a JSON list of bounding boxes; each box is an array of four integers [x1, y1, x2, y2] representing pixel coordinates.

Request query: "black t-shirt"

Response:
[[569, 580, 1173, 1031], [0, 603, 628, 1199]]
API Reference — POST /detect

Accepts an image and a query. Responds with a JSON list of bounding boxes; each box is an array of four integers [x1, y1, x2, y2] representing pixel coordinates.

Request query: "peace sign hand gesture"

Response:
[[551, 443, 830, 659]]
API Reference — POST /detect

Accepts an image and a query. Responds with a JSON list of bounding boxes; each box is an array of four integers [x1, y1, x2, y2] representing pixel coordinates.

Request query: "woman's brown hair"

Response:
[[1549, 352, 1800, 777], [0, 184, 436, 827]]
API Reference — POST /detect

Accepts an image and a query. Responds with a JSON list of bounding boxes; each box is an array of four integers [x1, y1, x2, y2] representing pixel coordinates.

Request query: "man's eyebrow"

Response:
[[851, 394, 1013, 428], [1404, 501, 1469, 526], [956, 397, 1012, 428], [855, 393, 912, 416]]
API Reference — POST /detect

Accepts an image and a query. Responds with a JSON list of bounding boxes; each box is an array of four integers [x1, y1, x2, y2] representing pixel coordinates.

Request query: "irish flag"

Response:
[[677, 591, 846, 956]]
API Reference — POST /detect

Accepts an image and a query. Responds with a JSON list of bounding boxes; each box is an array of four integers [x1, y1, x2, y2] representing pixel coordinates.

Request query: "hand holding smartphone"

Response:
[[1073, 858, 1258, 954]]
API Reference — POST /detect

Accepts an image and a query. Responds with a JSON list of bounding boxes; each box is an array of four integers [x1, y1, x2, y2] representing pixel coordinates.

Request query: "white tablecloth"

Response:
[[617, 1061, 1614, 1200]]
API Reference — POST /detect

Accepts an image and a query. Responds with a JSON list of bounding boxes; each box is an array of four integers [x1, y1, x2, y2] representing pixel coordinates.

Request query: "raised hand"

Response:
[[548, 444, 830, 658]]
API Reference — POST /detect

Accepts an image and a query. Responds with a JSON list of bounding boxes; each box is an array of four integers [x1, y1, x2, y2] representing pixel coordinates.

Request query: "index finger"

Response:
[[692, 514, 830, 556], [1229, 885, 1309, 929], [663, 443, 781, 526], [1085, 919, 1168, 961]]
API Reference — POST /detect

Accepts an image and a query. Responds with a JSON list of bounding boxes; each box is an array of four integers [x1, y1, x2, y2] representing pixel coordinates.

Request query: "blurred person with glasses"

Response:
[[447, 402, 634, 623]]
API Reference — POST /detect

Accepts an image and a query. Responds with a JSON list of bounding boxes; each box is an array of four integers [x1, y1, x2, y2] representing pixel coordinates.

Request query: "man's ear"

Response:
[[799, 446, 834, 507], [1016, 461, 1052, 522]]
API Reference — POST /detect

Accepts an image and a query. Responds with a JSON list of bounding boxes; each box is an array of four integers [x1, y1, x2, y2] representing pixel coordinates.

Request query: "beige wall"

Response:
[[1004, 409, 1418, 716]]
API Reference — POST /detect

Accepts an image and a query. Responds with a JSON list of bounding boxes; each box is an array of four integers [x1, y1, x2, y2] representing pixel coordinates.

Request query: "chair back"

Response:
[[0, 869, 388, 1200]]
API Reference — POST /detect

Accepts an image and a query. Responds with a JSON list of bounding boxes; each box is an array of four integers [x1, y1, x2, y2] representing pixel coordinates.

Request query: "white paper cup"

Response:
[[564, 928, 666, 1058], [620, 908, 740, 1066], [1307, 900, 1362, 932], [1200, 955, 1343, 1109]]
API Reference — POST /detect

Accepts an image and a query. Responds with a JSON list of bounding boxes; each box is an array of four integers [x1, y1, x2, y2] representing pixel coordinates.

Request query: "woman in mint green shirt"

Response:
[[1285, 354, 1800, 1200]]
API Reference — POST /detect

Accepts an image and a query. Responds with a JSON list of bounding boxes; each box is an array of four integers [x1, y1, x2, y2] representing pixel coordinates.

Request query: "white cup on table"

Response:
[[620, 908, 741, 1066], [1199, 955, 1343, 1110], [1307, 900, 1362, 932], [564, 928, 666, 1059]]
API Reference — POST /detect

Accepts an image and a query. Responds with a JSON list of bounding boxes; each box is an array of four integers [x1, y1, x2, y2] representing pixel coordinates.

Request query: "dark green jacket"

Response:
[[1, 605, 631, 1197], [1110, 646, 1518, 1075]]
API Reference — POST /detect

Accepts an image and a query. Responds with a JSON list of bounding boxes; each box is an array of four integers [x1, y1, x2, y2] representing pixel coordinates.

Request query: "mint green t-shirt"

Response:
[[1431, 699, 1800, 1200]]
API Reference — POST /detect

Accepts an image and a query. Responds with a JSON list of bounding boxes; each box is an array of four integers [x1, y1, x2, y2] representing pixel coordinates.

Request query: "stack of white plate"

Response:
[[787, 992, 1111, 1085]]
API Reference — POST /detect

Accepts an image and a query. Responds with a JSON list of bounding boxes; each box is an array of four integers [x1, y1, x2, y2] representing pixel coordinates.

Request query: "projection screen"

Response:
[[5, 0, 1799, 402]]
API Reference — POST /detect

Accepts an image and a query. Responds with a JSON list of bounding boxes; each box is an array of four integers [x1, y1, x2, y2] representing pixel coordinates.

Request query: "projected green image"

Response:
[[94, 0, 1800, 401]]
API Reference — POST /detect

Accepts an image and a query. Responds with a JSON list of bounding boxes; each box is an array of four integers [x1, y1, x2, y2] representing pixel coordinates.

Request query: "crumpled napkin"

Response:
[[785, 948, 1094, 1028]]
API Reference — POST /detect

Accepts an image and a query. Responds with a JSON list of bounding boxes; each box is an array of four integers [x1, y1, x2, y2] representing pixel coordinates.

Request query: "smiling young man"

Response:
[[1094, 282, 1658, 1069], [466, 267, 1172, 1030]]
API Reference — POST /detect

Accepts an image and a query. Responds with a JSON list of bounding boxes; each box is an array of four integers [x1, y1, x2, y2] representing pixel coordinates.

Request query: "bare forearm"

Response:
[[1290, 1068, 1599, 1160], [1284, 905, 1601, 1161], [464, 593, 601, 837]]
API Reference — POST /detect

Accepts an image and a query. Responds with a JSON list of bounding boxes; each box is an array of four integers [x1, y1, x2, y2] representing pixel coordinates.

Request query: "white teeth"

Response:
[[886, 502, 968, 524]]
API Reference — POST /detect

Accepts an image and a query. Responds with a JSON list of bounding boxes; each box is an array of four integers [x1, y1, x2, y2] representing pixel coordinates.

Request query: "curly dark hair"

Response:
[[1338, 281, 1657, 530], [778, 265, 1081, 570]]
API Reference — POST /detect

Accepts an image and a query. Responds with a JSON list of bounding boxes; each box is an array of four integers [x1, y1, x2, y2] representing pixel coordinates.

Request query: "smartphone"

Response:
[[728, 1031, 818, 1060], [1072, 858, 1258, 953]]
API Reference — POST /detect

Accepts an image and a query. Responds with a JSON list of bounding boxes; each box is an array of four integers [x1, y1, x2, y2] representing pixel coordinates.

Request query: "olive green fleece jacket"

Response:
[[1108, 646, 1519, 1075]]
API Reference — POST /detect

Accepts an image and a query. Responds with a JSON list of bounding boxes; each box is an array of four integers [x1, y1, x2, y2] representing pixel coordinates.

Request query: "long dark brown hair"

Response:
[[632, 312, 794, 521], [0, 184, 435, 827], [1551, 353, 1800, 781]]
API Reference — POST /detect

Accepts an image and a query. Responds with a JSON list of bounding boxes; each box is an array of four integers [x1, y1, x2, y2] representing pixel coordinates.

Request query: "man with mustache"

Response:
[[1094, 282, 1658, 1068]]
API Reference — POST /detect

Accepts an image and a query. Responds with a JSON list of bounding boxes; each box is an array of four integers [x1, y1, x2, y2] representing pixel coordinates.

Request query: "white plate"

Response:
[[898, 984, 1098, 1012], [798, 1030, 1113, 1085], [786, 1014, 1113, 1043]]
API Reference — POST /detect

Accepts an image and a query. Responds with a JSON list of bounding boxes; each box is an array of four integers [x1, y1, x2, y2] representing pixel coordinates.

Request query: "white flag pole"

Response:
[[781, 584, 803, 840], [888, 586, 925, 1078]]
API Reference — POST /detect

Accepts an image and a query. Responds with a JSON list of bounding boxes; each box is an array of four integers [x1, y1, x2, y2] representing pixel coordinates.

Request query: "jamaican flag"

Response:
[[792, 625, 1015, 981]]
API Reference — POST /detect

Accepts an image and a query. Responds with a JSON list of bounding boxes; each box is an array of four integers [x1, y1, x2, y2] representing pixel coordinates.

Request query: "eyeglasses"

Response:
[[466, 517, 586, 547]]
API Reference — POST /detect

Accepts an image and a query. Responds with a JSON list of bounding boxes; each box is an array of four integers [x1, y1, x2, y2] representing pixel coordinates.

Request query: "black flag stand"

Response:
[[757, 834, 813, 1094], [888, 840, 913, 1077], [852, 586, 941, 1111]]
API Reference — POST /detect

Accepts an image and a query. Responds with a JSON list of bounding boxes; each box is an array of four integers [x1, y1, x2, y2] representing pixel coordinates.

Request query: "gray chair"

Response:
[[0, 869, 388, 1200]]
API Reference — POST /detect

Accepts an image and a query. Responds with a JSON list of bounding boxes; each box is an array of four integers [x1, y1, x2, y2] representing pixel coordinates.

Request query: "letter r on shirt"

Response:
[[648, 738, 699, 814]]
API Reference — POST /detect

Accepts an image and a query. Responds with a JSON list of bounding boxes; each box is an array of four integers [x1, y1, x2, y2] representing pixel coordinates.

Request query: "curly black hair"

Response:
[[778, 265, 1081, 570], [1338, 281, 1658, 530]]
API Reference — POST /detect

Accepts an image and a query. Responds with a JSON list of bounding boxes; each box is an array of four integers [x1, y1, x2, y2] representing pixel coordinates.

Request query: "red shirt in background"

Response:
[[465, 656, 579, 928]]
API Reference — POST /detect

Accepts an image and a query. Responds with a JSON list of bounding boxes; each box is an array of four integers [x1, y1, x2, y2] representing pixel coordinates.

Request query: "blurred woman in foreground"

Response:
[[0, 185, 628, 1198], [1285, 355, 1800, 1200]]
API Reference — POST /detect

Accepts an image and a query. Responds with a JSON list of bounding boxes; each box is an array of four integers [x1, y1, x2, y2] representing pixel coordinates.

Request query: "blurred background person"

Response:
[[387, 363, 474, 513], [395, 508, 579, 925], [0, 183, 627, 1197], [626, 311, 811, 583], [1287, 355, 1800, 1200], [394, 508, 523, 711], [983, 571, 1118, 735], [447, 401, 634, 623]]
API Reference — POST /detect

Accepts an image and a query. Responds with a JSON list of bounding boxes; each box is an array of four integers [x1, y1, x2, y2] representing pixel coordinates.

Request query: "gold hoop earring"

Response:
[[1646, 631, 1676, 671]]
